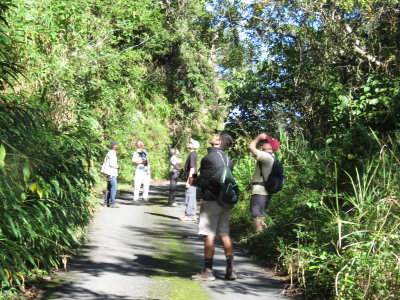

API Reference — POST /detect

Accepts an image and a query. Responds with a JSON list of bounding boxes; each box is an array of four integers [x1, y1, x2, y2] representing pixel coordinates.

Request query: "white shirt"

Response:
[[132, 149, 150, 173], [101, 150, 119, 177]]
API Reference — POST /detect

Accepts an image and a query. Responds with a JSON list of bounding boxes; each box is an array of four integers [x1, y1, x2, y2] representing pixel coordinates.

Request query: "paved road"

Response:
[[48, 182, 292, 300]]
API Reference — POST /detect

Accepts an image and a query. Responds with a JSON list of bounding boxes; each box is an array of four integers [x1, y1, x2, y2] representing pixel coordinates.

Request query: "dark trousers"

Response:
[[250, 194, 272, 218], [168, 170, 180, 205]]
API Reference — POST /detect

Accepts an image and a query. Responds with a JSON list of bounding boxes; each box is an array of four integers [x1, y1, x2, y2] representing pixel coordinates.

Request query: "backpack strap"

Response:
[[258, 161, 266, 182], [217, 151, 228, 167], [253, 152, 275, 186]]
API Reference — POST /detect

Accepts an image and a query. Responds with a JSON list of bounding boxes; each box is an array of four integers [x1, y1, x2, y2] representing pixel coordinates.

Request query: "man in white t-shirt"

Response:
[[132, 140, 151, 201], [249, 133, 280, 232]]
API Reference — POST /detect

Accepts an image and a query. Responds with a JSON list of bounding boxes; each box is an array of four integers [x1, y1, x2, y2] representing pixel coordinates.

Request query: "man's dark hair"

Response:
[[219, 131, 233, 150]]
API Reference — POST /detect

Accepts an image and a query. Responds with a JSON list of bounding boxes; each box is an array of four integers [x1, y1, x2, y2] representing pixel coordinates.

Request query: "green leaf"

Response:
[[0, 144, 5, 168], [363, 86, 371, 92], [368, 98, 379, 105], [37, 185, 44, 199], [6, 215, 20, 239], [51, 179, 60, 196], [23, 163, 30, 183], [0, 267, 9, 283], [339, 95, 349, 108], [29, 182, 38, 193]]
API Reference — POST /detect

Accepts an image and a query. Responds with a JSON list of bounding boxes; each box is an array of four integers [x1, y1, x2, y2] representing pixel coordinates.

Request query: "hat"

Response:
[[265, 136, 280, 151], [110, 141, 118, 148], [189, 138, 200, 149]]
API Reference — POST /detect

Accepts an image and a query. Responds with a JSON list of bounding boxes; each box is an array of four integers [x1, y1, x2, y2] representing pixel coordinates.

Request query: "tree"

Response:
[[222, 0, 400, 146]]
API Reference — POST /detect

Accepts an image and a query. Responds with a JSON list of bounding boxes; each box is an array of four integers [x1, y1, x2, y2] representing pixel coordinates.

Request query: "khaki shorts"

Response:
[[198, 201, 230, 236]]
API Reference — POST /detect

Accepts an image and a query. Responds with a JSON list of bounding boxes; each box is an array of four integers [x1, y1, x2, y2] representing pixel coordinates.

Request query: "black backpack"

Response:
[[215, 152, 239, 209], [257, 153, 284, 194]]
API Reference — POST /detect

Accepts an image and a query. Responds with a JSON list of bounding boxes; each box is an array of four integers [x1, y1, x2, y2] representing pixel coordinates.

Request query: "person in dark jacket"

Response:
[[190, 131, 237, 281]]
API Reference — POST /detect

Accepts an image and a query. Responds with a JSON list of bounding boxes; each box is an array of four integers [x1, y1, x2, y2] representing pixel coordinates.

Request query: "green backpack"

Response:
[[216, 152, 239, 209]]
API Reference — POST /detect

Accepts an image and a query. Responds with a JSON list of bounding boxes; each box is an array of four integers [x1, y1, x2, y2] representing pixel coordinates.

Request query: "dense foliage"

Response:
[[1, 0, 400, 299], [224, 0, 400, 146], [7, 0, 231, 180], [230, 131, 400, 299], [223, 0, 400, 299], [0, 97, 98, 288], [0, 0, 234, 297]]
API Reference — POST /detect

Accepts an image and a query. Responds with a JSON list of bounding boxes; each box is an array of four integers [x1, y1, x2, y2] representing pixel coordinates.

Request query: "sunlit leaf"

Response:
[[23, 163, 30, 183], [0, 144, 5, 168], [37, 185, 43, 199], [29, 182, 38, 193]]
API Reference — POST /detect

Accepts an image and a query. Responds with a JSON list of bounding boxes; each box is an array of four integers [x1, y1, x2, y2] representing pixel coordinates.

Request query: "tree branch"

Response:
[[344, 23, 386, 68]]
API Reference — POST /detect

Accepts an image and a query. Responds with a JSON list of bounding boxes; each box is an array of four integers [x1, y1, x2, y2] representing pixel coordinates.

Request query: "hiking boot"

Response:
[[110, 204, 120, 208], [225, 267, 237, 280], [191, 268, 216, 281]]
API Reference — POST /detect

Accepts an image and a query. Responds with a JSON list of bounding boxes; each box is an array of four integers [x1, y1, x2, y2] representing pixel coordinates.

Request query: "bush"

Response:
[[229, 130, 400, 299], [0, 98, 99, 287]]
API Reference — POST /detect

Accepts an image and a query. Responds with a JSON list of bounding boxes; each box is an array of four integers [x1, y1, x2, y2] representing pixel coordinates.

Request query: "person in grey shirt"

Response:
[[168, 148, 182, 206]]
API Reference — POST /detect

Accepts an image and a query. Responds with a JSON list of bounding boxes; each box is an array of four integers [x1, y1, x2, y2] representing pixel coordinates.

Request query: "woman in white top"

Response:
[[168, 148, 182, 206]]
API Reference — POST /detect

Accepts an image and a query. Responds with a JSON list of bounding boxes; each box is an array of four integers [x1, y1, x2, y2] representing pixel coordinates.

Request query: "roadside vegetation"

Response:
[[1, 0, 399, 299], [230, 131, 400, 299]]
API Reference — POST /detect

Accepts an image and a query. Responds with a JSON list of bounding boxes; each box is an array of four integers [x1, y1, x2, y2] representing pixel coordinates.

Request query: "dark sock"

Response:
[[204, 258, 213, 270], [226, 255, 234, 269]]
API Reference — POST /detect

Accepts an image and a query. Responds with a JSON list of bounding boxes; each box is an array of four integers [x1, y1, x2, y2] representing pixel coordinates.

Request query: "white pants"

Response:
[[133, 170, 151, 201]]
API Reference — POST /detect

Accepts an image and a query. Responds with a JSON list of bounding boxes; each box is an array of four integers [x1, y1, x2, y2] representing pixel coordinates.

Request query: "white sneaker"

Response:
[[180, 215, 191, 221]]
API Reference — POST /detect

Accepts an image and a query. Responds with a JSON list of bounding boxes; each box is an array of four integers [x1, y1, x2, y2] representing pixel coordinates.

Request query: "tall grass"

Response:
[[230, 129, 400, 299]]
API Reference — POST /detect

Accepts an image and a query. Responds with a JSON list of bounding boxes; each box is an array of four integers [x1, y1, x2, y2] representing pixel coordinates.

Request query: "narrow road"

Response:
[[48, 182, 291, 300]]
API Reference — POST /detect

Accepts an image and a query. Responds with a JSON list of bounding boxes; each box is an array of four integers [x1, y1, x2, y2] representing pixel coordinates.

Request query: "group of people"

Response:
[[168, 138, 200, 221], [101, 140, 151, 208], [101, 131, 280, 282]]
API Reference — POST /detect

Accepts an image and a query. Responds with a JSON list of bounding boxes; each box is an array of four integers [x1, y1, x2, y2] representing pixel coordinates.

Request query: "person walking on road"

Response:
[[180, 138, 200, 219], [132, 140, 151, 202], [101, 141, 121, 208], [249, 133, 280, 232], [189, 132, 237, 281], [168, 148, 182, 206]]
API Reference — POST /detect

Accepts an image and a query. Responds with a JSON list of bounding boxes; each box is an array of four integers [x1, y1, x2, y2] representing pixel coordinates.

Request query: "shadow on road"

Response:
[[48, 182, 292, 300]]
